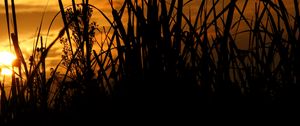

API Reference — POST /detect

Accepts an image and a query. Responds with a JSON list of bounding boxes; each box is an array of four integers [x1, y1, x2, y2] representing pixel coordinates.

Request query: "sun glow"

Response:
[[1, 68, 12, 75], [0, 51, 16, 75]]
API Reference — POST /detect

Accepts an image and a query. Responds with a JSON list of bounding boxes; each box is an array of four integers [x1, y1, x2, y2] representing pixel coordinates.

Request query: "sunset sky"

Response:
[[0, 0, 199, 71], [0, 0, 295, 73], [0, 0, 116, 70]]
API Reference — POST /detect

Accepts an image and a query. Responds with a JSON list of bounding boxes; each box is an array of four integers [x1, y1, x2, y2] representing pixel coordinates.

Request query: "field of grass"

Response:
[[1, 0, 299, 124]]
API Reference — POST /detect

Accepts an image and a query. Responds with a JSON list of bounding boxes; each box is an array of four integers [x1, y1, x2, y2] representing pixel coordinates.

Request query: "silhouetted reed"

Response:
[[1, 0, 299, 125]]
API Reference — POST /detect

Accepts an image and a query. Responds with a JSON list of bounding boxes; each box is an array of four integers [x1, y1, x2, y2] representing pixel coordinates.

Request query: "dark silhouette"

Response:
[[1, 0, 299, 125]]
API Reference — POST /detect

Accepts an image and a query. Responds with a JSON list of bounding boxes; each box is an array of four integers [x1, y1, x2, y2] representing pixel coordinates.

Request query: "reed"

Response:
[[1, 0, 299, 124]]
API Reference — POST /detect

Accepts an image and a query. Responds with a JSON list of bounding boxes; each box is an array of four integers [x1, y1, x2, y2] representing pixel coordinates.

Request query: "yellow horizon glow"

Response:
[[0, 51, 16, 75], [1, 68, 12, 75]]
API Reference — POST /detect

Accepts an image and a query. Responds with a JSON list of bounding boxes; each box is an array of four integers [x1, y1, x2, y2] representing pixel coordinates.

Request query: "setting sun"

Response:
[[0, 51, 16, 75], [1, 68, 12, 75]]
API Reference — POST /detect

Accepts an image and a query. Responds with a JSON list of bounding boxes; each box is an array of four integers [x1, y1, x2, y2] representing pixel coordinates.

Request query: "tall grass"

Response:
[[1, 0, 299, 124]]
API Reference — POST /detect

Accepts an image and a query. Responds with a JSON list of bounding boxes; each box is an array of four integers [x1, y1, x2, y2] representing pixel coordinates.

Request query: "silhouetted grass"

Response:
[[1, 0, 299, 125]]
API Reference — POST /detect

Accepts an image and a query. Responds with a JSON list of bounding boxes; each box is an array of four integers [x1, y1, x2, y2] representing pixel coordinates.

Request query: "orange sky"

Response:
[[0, 0, 295, 75], [0, 0, 112, 48], [0, 0, 115, 70], [0, 0, 198, 70]]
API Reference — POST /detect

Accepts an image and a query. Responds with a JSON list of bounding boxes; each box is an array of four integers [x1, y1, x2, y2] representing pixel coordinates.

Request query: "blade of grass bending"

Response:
[[197, 1, 233, 33], [11, 0, 29, 78], [193, 0, 206, 30], [277, 0, 296, 45], [218, 0, 237, 82], [232, 0, 249, 41], [168, 0, 176, 20], [4, 0, 11, 51], [24, 28, 65, 93], [30, 4, 48, 74], [174, 0, 183, 53], [33, 0, 48, 54], [58, 0, 73, 56]]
